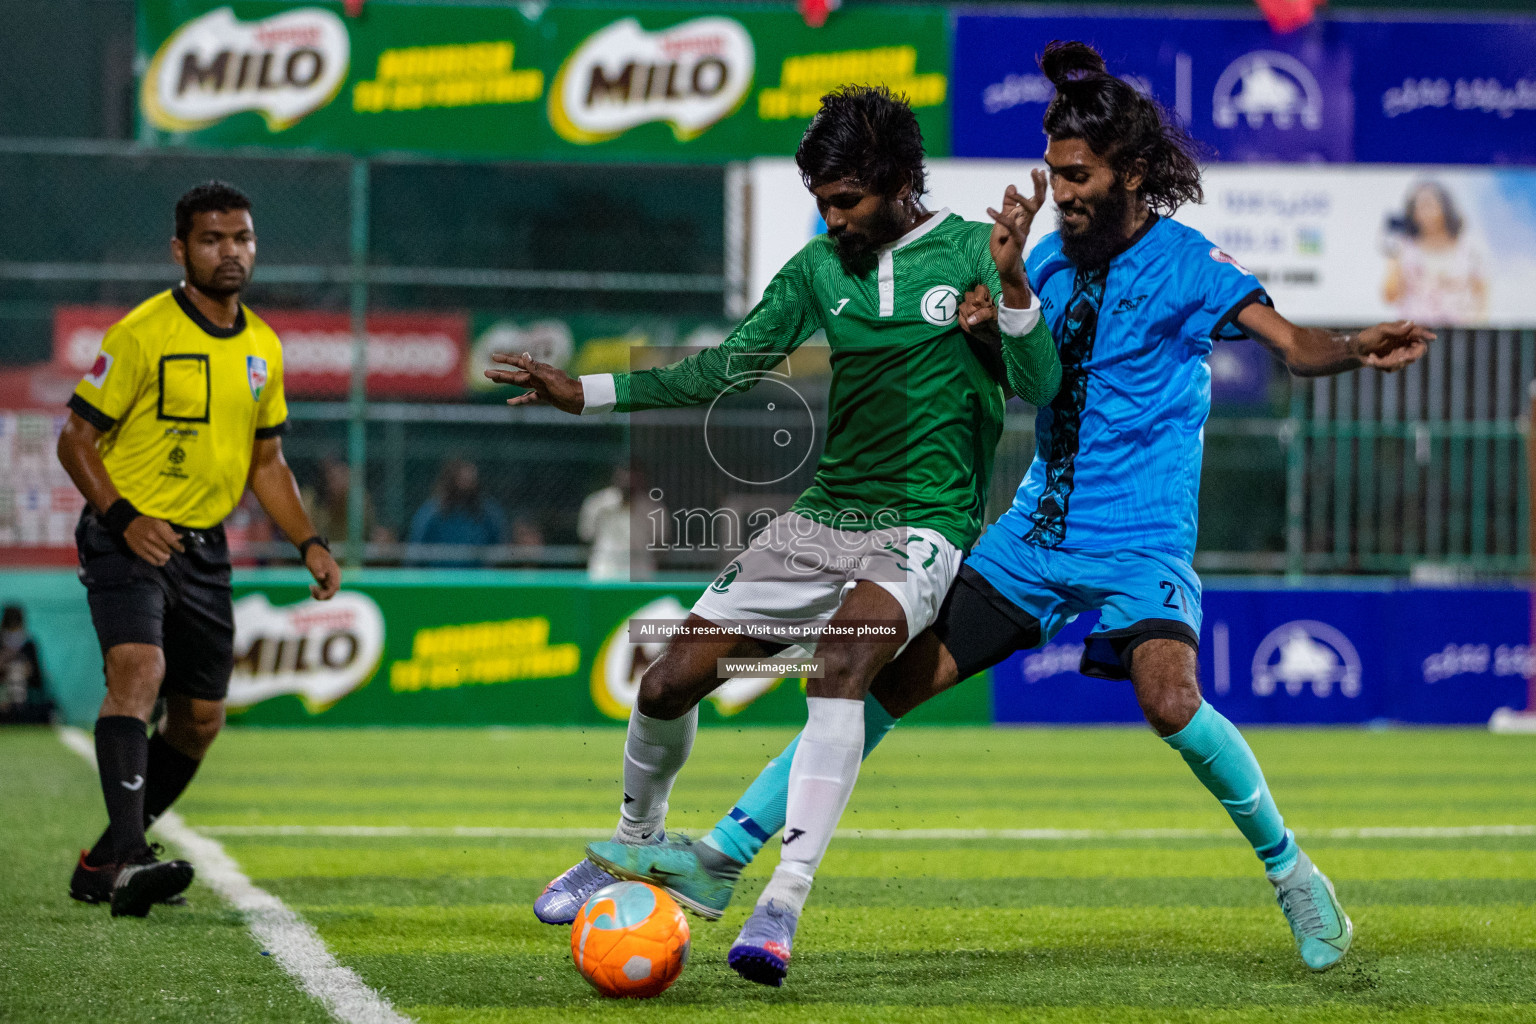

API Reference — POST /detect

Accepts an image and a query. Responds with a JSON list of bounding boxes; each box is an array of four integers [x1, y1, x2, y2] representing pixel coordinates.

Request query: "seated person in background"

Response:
[[301, 454, 394, 553], [408, 458, 505, 566], [0, 604, 56, 725], [509, 516, 546, 570]]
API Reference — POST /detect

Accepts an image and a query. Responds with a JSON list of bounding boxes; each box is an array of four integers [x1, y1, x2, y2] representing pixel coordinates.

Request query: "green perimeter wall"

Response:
[[0, 569, 990, 728]]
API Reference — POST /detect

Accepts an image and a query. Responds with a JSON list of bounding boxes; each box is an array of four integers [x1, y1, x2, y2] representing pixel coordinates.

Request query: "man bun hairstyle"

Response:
[[174, 180, 252, 241], [1039, 40, 1204, 215], [1040, 39, 1109, 84], [795, 85, 927, 200]]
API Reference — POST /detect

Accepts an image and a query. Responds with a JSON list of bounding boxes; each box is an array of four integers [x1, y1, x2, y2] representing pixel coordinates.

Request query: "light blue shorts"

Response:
[[965, 510, 1202, 679]]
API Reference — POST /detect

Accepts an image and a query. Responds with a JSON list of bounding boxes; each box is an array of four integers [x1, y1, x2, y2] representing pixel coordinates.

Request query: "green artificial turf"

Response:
[[0, 727, 332, 1024], [3, 724, 1533, 1023]]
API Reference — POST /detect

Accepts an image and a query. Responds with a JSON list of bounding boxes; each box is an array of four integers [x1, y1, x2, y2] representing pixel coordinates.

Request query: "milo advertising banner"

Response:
[[464, 311, 735, 400], [224, 572, 991, 726], [136, 1, 950, 161]]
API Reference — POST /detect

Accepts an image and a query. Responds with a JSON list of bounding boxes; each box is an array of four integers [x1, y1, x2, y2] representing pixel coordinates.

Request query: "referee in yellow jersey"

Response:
[[56, 181, 341, 917]]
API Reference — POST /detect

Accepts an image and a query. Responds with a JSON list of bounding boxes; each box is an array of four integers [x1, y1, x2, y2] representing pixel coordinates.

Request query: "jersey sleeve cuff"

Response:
[[1210, 288, 1271, 341], [579, 373, 617, 415], [997, 292, 1042, 337], [254, 421, 289, 439], [67, 393, 116, 431]]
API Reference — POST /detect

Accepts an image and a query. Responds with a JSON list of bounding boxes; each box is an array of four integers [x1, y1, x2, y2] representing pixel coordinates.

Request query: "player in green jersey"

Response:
[[487, 87, 1059, 983]]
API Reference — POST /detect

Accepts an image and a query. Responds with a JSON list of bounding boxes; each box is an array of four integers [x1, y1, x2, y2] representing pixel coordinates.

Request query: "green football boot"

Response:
[[584, 833, 743, 920], [1271, 848, 1354, 971]]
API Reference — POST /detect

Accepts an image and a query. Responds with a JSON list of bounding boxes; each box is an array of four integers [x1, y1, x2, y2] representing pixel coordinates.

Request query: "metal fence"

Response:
[[979, 331, 1536, 580], [0, 139, 728, 567], [0, 140, 1530, 576], [1291, 330, 1535, 576]]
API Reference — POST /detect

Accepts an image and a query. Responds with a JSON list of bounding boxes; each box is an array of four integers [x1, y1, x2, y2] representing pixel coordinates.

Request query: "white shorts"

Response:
[[690, 512, 962, 652]]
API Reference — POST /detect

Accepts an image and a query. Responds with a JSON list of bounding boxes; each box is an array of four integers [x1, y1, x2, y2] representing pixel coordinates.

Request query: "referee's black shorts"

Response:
[[75, 510, 234, 702]]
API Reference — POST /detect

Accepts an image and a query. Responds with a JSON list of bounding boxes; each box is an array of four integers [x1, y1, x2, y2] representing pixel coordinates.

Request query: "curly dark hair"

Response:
[[1039, 40, 1204, 215], [174, 180, 252, 241], [795, 85, 927, 199]]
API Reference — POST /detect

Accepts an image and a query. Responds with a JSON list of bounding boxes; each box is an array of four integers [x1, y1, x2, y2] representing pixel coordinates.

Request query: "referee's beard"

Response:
[[184, 258, 249, 300]]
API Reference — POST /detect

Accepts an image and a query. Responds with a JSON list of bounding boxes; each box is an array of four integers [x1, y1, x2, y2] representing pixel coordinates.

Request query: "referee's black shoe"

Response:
[[71, 849, 189, 906], [109, 846, 195, 918], [69, 851, 117, 904]]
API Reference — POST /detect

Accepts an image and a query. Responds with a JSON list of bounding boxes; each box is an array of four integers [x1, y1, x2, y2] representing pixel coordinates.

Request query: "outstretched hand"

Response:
[[484, 352, 586, 413], [987, 169, 1048, 285], [1357, 320, 1434, 372]]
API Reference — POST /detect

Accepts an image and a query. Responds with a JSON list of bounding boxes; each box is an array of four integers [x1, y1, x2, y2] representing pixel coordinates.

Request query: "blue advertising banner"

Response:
[[1344, 20, 1536, 165], [1208, 337, 1272, 406], [952, 14, 1536, 165], [993, 584, 1533, 725]]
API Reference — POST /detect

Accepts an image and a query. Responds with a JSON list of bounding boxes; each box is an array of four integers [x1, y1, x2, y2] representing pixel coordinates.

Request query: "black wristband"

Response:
[[101, 498, 141, 537], [297, 535, 330, 559]]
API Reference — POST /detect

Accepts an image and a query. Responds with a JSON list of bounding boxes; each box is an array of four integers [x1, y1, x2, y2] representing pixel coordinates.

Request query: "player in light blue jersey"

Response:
[[555, 41, 1432, 985]]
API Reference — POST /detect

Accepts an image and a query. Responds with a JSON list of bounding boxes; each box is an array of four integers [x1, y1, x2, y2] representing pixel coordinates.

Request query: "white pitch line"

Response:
[[56, 727, 413, 1024], [192, 822, 1536, 841], [1309, 825, 1536, 839], [202, 825, 605, 839]]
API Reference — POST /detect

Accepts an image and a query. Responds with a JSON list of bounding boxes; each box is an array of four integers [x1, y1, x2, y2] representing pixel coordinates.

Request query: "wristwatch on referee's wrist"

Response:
[[297, 535, 330, 560]]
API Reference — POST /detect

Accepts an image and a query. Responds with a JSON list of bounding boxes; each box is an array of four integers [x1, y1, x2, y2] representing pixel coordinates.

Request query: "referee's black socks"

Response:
[[94, 716, 151, 863], [87, 728, 202, 866]]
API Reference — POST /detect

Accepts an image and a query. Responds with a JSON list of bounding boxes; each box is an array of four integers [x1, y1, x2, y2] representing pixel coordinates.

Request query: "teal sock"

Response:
[[704, 692, 898, 865], [1163, 701, 1297, 878]]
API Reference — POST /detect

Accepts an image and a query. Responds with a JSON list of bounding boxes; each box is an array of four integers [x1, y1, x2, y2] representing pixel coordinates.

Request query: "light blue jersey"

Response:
[[1013, 214, 1269, 561], [965, 213, 1273, 675]]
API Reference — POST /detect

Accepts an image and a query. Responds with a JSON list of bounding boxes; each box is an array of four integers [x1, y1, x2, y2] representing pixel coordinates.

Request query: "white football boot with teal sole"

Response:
[[1272, 849, 1354, 971]]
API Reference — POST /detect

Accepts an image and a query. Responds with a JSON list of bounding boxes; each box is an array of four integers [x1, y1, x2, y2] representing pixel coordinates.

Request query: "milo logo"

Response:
[[550, 16, 754, 144], [590, 597, 780, 720], [228, 591, 384, 712], [142, 6, 350, 132]]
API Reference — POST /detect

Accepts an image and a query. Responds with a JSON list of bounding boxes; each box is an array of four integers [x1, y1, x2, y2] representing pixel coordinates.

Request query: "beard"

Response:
[[830, 199, 904, 276], [186, 260, 249, 299], [1057, 184, 1134, 268]]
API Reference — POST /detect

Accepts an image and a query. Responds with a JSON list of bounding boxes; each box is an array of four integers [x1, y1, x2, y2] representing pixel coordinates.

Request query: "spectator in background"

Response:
[[1382, 181, 1487, 326], [0, 604, 56, 724], [509, 516, 546, 570], [578, 468, 657, 581], [409, 458, 505, 566], [301, 454, 393, 555]]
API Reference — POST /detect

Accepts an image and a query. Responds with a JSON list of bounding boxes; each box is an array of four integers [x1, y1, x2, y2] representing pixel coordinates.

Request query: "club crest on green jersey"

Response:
[[920, 285, 960, 326], [711, 559, 744, 593]]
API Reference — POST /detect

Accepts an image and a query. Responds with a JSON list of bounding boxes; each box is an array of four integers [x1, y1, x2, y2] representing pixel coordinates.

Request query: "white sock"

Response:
[[759, 696, 864, 914], [616, 705, 697, 842]]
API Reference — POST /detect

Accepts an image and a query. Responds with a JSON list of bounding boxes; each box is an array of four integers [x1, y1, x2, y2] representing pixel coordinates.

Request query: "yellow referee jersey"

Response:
[[68, 288, 289, 529]]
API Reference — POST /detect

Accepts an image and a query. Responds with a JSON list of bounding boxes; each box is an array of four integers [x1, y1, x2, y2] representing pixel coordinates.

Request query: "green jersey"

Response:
[[588, 210, 1060, 550]]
